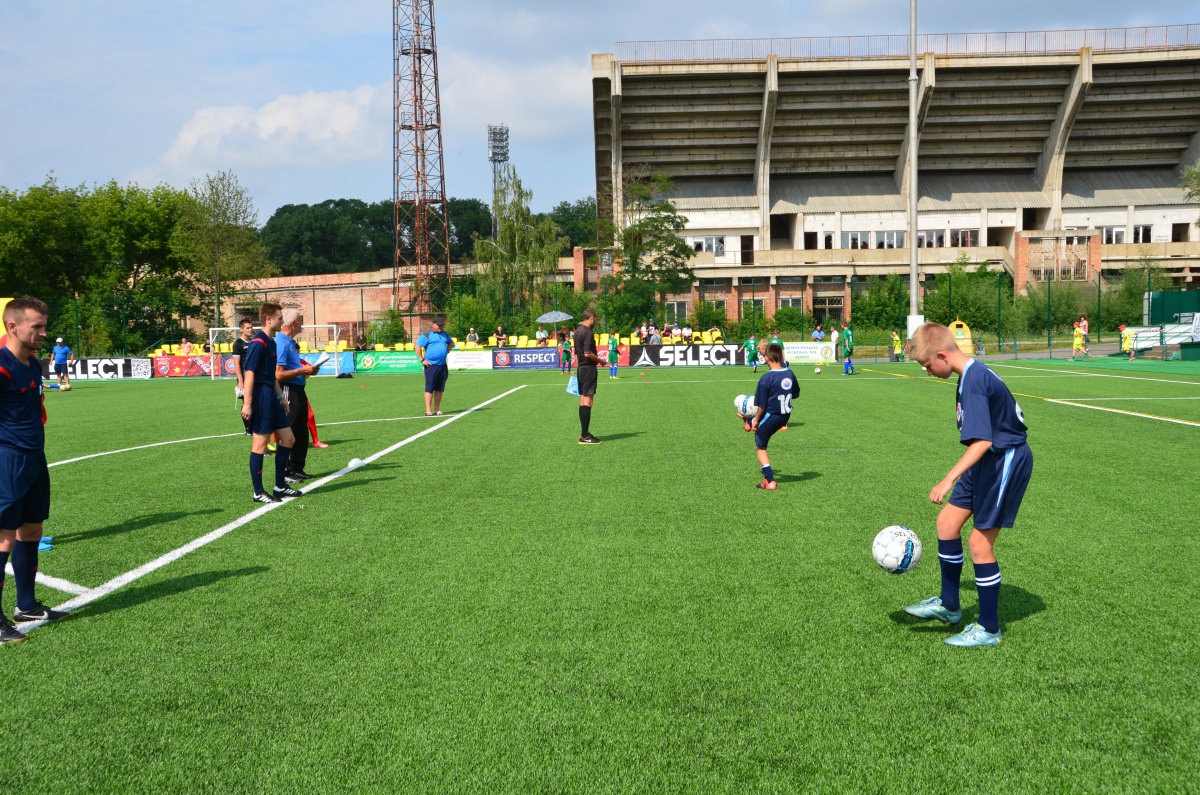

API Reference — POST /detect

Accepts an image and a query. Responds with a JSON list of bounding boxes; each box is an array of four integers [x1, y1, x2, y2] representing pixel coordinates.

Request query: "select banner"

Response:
[[300, 351, 355, 375], [493, 348, 560, 369], [355, 350, 421, 374], [153, 355, 235, 378], [447, 350, 493, 370], [41, 357, 153, 380], [783, 342, 837, 364], [627, 344, 748, 367]]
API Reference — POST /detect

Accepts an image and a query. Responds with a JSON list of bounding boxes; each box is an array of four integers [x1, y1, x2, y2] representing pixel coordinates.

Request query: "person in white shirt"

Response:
[[535, 326, 549, 346], [830, 326, 840, 362]]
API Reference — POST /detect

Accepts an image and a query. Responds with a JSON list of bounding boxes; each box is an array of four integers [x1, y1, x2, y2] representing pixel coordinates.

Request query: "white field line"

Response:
[[1044, 400, 1200, 428], [48, 415, 439, 469], [1053, 396, 1200, 402], [991, 363, 1200, 387], [19, 386, 526, 632], [4, 563, 90, 596]]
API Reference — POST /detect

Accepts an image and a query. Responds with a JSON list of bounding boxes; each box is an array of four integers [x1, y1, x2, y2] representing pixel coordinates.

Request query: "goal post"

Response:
[[207, 324, 342, 379]]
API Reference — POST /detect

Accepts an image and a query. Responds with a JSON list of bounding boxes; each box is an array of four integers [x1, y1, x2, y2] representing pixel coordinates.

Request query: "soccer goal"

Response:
[[207, 324, 343, 379]]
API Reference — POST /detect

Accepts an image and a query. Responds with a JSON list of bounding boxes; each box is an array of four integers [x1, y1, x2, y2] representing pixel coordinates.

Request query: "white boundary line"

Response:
[[19, 386, 526, 632], [1044, 400, 1200, 427], [1053, 396, 1200, 402], [991, 363, 1200, 387], [4, 563, 90, 596], [48, 415, 440, 469]]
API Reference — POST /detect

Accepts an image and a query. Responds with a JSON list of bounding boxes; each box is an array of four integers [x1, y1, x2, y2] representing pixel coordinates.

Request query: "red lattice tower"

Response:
[[394, 0, 451, 312]]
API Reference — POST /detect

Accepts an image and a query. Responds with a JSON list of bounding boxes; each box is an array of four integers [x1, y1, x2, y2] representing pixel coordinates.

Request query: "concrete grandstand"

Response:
[[590, 24, 1200, 323]]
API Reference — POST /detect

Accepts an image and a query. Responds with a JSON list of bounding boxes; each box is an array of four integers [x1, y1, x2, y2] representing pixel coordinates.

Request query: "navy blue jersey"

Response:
[[0, 348, 45, 452], [754, 367, 800, 419], [956, 359, 1026, 450], [242, 331, 277, 389]]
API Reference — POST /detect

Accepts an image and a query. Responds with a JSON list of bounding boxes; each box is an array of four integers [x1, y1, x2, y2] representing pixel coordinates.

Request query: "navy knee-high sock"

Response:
[[938, 538, 964, 612], [11, 540, 39, 611], [761, 464, 775, 482], [974, 561, 1002, 634], [0, 549, 8, 609], [275, 446, 292, 489], [250, 452, 265, 494]]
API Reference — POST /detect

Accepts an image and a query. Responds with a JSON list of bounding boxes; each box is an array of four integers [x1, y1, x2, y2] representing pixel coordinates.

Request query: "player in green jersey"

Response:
[[743, 334, 759, 372], [840, 321, 855, 375], [608, 332, 619, 378]]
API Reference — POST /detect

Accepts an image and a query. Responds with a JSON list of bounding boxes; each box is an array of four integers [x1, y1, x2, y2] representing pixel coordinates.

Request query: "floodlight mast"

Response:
[[906, 0, 924, 336], [487, 124, 509, 242]]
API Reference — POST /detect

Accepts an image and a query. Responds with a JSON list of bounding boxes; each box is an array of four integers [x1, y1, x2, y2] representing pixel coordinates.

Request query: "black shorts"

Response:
[[249, 386, 290, 435], [0, 447, 50, 529], [576, 365, 598, 397], [424, 363, 448, 393], [54, 363, 68, 375]]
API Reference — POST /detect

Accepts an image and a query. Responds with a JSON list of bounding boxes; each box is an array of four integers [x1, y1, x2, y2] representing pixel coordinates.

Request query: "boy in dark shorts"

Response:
[[904, 322, 1034, 648], [749, 343, 799, 490], [241, 303, 301, 504], [0, 297, 70, 643]]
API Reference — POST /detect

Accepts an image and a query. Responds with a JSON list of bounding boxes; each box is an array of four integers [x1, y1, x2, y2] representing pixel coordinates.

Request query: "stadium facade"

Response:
[[590, 25, 1200, 324]]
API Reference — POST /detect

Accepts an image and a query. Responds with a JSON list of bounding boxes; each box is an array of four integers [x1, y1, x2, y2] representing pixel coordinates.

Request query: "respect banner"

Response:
[[300, 351, 355, 375], [447, 350, 493, 370], [153, 355, 235, 378], [492, 348, 560, 369], [626, 344, 748, 367], [41, 357, 153, 380], [783, 342, 837, 364], [354, 350, 421, 374]]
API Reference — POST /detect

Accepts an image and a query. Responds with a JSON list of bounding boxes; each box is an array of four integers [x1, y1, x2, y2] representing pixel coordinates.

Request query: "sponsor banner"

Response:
[[493, 348, 560, 369], [41, 357, 154, 380], [355, 350, 421, 374], [300, 351, 355, 376], [153, 355, 234, 378], [783, 342, 837, 364], [627, 344, 748, 367], [447, 350, 493, 370], [597, 345, 630, 367]]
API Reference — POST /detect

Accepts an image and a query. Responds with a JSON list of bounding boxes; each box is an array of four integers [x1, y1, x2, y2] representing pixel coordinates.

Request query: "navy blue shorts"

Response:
[[249, 386, 291, 435], [54, 363, 68, 375], [754, 413, 788, 450], [0, 447, 50, 529], [949, 442, 1033, 529], [424, 363, 448, 393]]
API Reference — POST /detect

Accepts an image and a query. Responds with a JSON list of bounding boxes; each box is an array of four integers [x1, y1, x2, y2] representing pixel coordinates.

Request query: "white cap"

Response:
[[56, 337, 63, 343]]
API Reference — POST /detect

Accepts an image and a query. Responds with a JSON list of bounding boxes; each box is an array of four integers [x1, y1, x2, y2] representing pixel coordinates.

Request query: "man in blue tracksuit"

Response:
[[416, 317, 455, 416]]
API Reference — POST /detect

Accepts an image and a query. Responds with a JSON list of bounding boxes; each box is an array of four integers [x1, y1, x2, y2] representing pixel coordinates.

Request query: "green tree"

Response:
[[0, 175, 92, 297], [1183, 160, 1200, 222], [540, 197, 596, 256], [852, 273, 909, 333], [171, 170, 273, 327], [445, 294, 499, 341], [446, 197, 492, 263]]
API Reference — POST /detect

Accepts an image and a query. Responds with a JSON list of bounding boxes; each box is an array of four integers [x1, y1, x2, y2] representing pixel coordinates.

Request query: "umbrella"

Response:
[[536, 311, 572, 324]]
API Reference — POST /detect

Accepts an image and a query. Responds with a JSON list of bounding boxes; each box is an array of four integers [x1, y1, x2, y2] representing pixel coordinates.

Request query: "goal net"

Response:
[[207, 324, 343, 379]]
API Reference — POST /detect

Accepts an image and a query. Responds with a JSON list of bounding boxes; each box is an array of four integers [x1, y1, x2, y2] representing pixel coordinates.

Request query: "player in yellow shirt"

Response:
[[1069, 322, 1089, 361], [1119, 324, 1135, 361]]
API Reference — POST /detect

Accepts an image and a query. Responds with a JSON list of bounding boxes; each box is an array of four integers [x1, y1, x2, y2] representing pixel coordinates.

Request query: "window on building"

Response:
[[664, 301, 688, 324], [950, 229, 978, 247], [1102, 227, 1124, 244], [1132, 225, 1153, 244], [842, 231, 870, 249], [917, 230, 944, 248], [740, 298, 765, 320], [694, 235, 726, 256], [876, 231, 905, 249], [777, 276, 805, 285], [738, 277, 767, 287], [823, 233, 834, 249], [711, 300, 727, 314], [812, 295, 844, 324], [810, 275, 844, 284], [778, 296, 805, 309]]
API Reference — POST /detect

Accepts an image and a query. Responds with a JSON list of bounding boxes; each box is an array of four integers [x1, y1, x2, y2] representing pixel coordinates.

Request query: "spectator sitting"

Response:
[[639, 323, 648, 342], [671, 324, 683, 340], [649, 328, 662, 345], [495, 326, 508, 347], [202, 340, 212, 353], [466, 327, 479, 344], [355, 334, 368, 351], [535, 326, 548, 346], [179, 338, 193, 355], [682, 324, 693, 342]]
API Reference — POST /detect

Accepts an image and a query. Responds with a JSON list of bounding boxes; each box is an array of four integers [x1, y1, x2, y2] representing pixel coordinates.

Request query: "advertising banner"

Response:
[[783, 342, 837, 364], [354, 350, 421, 374], [300, 351, 355, 376], [492, 348, 560, 370], [153, 355, 235, 378], [447, 350, 493, 370], [597, 346, 630, 367], [626, 344, 748, 367], [40, 357, 153, 380]]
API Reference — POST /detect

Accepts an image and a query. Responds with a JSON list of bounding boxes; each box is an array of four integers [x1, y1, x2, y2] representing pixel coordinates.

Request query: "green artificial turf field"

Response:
[[3, 361, 1198, 793]]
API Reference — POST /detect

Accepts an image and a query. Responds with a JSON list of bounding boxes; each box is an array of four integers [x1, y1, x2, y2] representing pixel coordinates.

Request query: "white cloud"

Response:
[[161, 84, 390, 171]]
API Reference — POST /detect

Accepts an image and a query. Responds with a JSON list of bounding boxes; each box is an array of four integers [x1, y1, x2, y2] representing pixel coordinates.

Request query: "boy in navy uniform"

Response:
[[241, 303, 302, 504], [0, 297, 70, 643], [904, 322, 1033, 647], [749, 343, 799, 490]]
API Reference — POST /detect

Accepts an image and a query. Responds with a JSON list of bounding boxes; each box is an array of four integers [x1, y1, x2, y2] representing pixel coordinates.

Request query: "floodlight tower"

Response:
[[487, 124, 509, 242], [394, 0, 451, 312]]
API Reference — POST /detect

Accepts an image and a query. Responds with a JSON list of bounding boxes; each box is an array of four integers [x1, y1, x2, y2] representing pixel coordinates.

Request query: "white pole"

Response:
[[906, 0, 924, 337]]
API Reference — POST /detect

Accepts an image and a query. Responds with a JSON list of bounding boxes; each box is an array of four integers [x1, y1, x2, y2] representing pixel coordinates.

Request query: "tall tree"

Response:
[[171, 170, 272, 326], [446, 197, 491, 263], [0, 175, 92, 297], [540, 197, 596, 256]]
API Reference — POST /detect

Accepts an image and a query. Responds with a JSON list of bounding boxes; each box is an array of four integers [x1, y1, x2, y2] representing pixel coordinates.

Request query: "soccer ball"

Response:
[[61, 384, 71, 392], [872, 525, 922, 574], [734, 394, 756, 418], [813, 367, 821, 375]]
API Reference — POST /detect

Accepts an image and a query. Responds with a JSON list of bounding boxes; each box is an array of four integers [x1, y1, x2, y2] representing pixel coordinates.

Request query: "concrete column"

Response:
[[834, 212, 842, 248], [610, 63, 624, 232], [792, 213, 804, 249], [979, 208, 988, 249], [755, 56, 780, 248], [572, 247, 585, 289], [1180, 131, 1200, 176], [895, 52, 936, 194], [1035, 48, 1092, 230], [1125, 205, 1135, 242]]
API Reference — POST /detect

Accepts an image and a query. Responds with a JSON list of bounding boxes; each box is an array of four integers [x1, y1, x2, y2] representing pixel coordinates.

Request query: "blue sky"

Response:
[[1, 1, 1195, 219]]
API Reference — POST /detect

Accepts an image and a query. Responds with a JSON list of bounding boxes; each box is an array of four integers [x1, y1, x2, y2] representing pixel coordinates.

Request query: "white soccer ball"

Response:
[[734, 394, 756, 419], [61, 383, 72, 391], [813, 367, 821, 375], [348, 457, 365, 469], [872, 525, 923, 574]]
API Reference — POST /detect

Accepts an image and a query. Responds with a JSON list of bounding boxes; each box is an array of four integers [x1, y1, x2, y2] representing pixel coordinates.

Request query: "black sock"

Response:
[[579, 406, 591, 436], [11, 540, 39, 611], [275, 446, 292, 489]]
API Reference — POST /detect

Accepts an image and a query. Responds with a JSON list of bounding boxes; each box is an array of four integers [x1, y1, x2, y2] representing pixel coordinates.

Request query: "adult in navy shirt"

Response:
[[241, 303, 301, 504], [749, 342, 800, 490], [416, 317, 454, 416], [275, 308, 318, 483], [0, 297, 69, 642], [51, 336, 74, 388]]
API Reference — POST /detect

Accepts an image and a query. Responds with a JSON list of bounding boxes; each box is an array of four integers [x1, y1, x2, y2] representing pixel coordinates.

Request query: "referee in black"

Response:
[[573, 308, 602, 444], [232, 317, 254, 435]]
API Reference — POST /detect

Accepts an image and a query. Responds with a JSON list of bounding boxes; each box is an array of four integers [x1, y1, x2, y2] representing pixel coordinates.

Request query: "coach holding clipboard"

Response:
[[417, 317, 454, 417]]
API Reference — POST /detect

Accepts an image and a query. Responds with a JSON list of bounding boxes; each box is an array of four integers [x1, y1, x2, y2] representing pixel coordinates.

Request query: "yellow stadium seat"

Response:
[[337, 340, 347, 351], [701, 332, 713, 344], [375, 344, 387, 351], [620, 337, 630, 346], [488, 336, 498, 347], [324, 343, 335, 353]]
